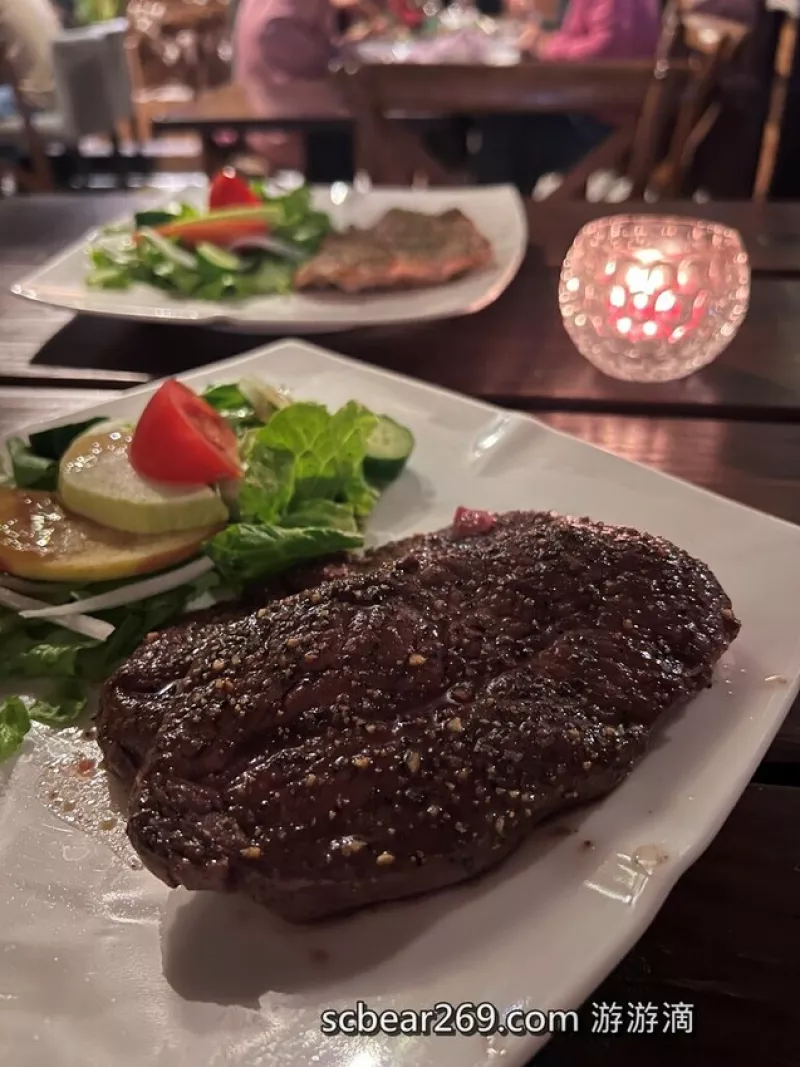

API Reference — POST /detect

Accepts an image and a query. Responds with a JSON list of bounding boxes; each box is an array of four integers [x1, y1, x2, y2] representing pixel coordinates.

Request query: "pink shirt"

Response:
[[538, 0, 662, 62]]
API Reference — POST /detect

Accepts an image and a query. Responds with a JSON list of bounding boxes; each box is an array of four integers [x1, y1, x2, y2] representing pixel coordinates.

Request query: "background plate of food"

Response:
[[2, 340, 800, 1067], [10, 179, 527, 333]]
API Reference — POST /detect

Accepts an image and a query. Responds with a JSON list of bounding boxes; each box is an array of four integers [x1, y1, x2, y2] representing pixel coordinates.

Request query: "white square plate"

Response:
[[2, 340, 800, 1067], [10, 186, 527, 333]]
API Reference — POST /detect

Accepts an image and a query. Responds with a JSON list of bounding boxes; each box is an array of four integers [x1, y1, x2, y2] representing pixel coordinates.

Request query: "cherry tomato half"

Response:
[[208, 168, 260, 211], [130, 380, 242, 485]]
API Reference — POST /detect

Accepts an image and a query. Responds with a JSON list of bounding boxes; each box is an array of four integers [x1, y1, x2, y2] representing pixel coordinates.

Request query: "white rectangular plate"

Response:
[[10, 186, 527, 333], [2, 340, 800, 1067]]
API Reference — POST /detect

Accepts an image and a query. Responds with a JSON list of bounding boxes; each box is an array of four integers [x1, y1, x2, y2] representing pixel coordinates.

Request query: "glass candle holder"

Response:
[[558, 216, 751, 383]]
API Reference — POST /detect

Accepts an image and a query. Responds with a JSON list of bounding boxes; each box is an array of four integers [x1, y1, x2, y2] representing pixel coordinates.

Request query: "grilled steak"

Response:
[[97, 539, 427, 782], [294, 208, 493, 293], [100, 510, 739, 921]]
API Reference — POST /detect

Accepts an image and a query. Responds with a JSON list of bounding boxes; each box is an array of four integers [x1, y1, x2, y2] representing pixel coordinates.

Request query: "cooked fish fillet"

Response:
[[294, 208, 493, 293]]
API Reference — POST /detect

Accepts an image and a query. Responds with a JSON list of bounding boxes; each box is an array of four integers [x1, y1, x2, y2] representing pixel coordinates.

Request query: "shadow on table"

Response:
[[28, 314, 444, 382], [27, 299, 800, 421]]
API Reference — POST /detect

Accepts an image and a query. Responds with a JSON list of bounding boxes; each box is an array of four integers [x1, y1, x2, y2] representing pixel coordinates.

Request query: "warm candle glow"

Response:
[[558, 216, 751, 382], [610, 286, 626, 308], [655, 290, 676, 313]]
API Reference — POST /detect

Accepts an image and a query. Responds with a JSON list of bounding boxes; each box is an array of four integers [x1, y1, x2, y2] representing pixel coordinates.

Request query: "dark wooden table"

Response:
[[1, 193, 799, 1064]]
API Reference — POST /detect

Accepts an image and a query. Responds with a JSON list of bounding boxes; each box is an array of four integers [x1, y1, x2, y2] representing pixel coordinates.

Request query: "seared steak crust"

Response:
[[97, 539, 427, 782], [100, 511, 739, 921]]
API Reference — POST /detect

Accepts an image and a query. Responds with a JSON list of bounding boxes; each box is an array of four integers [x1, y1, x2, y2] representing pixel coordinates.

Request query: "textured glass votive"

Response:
[[559, 216, 751, 383]]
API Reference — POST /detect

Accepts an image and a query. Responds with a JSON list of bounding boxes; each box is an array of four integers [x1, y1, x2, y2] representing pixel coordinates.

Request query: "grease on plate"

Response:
[[35, 726, 137, 867]]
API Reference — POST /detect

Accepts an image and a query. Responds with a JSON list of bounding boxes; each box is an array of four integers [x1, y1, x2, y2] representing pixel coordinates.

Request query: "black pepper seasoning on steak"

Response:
[[97, 537, 430, 782], [99, 510, 740, 921]]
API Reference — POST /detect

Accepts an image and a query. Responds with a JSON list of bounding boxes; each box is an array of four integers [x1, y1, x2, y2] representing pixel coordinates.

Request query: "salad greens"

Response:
[[205, 401, 380, 585], [0, 574, 211, 759], [0, 697, 32, 761], [6, 437, 60, 491], [0, 378, 414, 762], [202, 383, 263, 434], [86, 185, 332, 301], [3, 418, 110, 492], [206, 524, 362, 587], [29, 419, 106, 461]]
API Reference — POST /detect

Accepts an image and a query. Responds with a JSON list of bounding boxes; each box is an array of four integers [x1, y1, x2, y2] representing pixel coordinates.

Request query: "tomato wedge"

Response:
[[130, 380, 242, 485], [209, 168, 260, 210]]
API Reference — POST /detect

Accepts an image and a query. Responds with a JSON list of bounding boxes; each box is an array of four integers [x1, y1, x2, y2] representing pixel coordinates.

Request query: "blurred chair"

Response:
[[0, 18, 136, 191], [126, 0, 230, 141], [753, 6, 797, 200], [642, 0, 751, 198], [335, 59, 658, 187], [0, 45, 55, 192], [335, 0, 751, 199], [545, 0, 751, 201]]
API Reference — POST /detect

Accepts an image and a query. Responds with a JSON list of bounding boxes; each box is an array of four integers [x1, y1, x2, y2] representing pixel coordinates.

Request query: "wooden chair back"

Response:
[[0, 46, 54, 193], [334, 57, 658, 186], [753, 10, 797, 201], [521, 0, 750, 201], [645, 0, 751, 197]]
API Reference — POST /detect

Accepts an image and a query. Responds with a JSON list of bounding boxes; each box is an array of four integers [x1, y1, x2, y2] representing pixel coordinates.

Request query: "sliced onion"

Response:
[[239, 378, 292, 422], [0, 575, 63, 595], [19, 556, 214, 622], [229, 235, 306, 262], [0, 586, 114, 641]]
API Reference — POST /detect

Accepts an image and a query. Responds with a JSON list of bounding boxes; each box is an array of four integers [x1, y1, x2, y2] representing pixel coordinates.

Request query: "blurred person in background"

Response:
[[473, 0, 662, 193], [505, 0, 568, 29], [0, 0, 61, 118], [233, 0, 384, 178], [521, 0, 661, 59]]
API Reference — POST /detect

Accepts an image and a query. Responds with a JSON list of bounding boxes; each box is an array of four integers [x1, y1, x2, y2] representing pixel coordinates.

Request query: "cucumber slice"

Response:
[[196, 243, 244, 274], [86, 266, 130, 290], [138, 227, 198, 271], [59, 427, 228, 535], [364, 416, 414, 484]]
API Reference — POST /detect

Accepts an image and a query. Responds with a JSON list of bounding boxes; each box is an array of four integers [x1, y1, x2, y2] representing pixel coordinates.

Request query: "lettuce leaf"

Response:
[[238, 442, 295, 524], [257, 401, 378, 506], [253, 184, 332, 251], [28, 419, 106, 461], [0, 683, 89, 762], [206, 523, 362, 585], [0, 625, 96, 680], [24, 682, 88, 726], [344, 469, 381, 518], [204, 400, 380, 585], [0, 697, 31, 760], [283, 499, 358, 532], [6, 437, 59, 490], [0, 574, 213, 762]]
